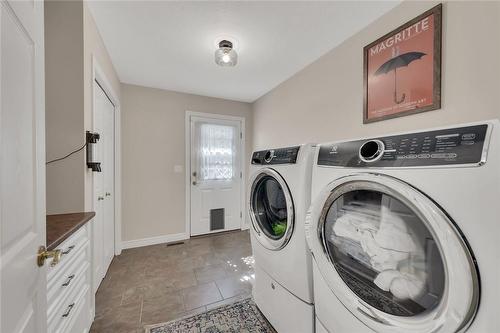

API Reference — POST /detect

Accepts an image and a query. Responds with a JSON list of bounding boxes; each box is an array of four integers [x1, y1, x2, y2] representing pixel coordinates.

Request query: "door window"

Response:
[[251, 175, 289, 239], [198, 123, 235, 180], [322, 188, 445, 316]]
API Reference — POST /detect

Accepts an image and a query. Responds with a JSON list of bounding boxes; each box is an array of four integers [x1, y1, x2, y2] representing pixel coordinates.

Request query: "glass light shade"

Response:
[[215, 47, 237, 67]]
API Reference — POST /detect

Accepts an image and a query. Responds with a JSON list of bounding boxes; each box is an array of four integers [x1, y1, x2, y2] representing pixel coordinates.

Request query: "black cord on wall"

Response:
[[46, 143, 87, 165]]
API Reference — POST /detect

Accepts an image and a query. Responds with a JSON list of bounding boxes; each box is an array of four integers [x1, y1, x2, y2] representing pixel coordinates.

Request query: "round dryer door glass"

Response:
[[322, 187, 446, 317], [252, 175, 290, 239]]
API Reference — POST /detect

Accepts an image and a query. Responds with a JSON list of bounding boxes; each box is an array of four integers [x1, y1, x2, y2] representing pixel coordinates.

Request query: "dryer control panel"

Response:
[[252, 146, 300, 165], [318, 124, 491, 167]]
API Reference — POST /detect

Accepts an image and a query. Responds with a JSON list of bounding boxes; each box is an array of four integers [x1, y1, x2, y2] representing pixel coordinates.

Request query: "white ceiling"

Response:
[[87, 1, 400, 102]]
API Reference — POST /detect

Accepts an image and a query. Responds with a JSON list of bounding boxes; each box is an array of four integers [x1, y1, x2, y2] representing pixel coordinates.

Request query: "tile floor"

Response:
[[90, 230, 254, 333]]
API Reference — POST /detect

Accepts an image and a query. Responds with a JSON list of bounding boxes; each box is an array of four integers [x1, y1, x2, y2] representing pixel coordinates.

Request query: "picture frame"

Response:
[[363, 4, 442, 124]]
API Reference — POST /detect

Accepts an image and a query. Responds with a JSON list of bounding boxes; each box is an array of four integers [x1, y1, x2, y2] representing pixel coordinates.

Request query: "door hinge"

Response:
[[240, 132, 242, 139], [240, 171, 242, 179], [240, 211, 243, 219]]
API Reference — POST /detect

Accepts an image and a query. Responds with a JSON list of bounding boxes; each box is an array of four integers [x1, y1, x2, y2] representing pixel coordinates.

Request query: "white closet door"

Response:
[[93, 82, 105, 291], [93, 81, 115, 291], [102, 92, 115, 272]]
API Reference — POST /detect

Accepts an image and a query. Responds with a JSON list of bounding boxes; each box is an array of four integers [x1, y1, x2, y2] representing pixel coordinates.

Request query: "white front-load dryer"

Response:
[[249, 144, 315, 333], [305, 121, 500, 333]]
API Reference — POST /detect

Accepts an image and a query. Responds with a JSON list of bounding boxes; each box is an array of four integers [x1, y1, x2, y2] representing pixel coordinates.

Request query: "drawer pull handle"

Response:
[[62, 303, 75, 318], [62, 274, 75, 287], [62, 245, 75, 255]]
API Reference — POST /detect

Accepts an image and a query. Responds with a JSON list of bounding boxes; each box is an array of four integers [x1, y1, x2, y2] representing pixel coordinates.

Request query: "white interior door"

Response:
[[189, 116, 243, 236], [92, 83, 105, 291], [102, 88, 115, 272], [92, 81, 115, 291], [0, 1, 47, 332]]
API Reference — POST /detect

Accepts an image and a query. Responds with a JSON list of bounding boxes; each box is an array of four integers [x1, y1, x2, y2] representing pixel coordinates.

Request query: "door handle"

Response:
[[37, 246, 62, 267], [105, 192, 111, 197], [98, 196, 104, 201], [192, 181, 197, 186]]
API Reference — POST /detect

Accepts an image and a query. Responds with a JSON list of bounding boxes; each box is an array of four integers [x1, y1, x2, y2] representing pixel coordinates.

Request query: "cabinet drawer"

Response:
[[47, 225, 89, 279], [59, 284, 91, 333], [48, 266, 90, 333], [47, 247, 88, 316]]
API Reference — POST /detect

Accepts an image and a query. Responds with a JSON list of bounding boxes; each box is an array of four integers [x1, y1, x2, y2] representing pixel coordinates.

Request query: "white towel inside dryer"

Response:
[[332, 206, 426, 300], [374, 268, 427, 301]]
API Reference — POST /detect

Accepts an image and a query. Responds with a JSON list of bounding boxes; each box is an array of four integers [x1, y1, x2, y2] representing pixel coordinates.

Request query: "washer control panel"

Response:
[[252, 146, 300, 165], [318, 124, 490, 167]]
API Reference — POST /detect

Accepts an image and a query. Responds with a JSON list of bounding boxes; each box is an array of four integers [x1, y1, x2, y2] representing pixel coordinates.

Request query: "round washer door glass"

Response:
[[252, 175, 290, 240], [322, 187, 445, 316]]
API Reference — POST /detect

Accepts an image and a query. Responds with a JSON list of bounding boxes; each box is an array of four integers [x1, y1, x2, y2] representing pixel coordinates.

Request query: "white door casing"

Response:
[[187, 113, 245, 236], [92, 81, 115, 291], [0, 1, 47, 332]]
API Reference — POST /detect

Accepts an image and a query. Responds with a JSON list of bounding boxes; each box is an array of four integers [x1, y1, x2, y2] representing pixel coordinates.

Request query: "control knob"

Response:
[[359, 140, 385, 163], [264, 150, 274, 163]]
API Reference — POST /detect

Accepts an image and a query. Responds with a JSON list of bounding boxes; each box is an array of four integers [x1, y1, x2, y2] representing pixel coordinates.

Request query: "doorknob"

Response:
[[37, 246, 62, 267], [98, 196, 104, 201], [192, 181, 197, 186], [105, 192, 111, 197]]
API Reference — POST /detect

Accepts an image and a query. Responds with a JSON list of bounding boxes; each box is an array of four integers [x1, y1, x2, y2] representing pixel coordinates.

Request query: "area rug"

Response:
[[145, 297, 276, 333]]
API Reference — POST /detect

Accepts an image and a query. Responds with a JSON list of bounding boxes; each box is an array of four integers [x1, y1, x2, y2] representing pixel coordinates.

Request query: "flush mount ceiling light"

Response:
[[215, 40, 237, 67]]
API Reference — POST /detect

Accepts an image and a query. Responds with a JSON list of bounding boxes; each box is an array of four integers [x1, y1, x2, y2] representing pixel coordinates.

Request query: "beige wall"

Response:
[[45, 1, 120, 214], [121, 84, 253, 242], [45, 0, 85, 214], [83, 3, 121, 211], [253, 1, 500, 149]]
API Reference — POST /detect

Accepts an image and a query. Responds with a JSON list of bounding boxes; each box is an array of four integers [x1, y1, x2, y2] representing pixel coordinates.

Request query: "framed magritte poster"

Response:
[[363, 4, 442, 123]]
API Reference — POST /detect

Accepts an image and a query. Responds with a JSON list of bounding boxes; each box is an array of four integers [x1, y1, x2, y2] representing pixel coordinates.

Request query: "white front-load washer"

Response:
[[305, 121, 500, 333], [249, 144, 315, 333]]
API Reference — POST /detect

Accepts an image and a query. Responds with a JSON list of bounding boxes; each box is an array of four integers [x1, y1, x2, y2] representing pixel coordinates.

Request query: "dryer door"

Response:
[[306, 173, 479, 333], [249, 168, 294, 250]]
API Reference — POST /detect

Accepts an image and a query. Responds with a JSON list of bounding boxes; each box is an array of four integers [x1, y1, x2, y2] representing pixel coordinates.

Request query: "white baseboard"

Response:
[[121, 232, 188, 250]]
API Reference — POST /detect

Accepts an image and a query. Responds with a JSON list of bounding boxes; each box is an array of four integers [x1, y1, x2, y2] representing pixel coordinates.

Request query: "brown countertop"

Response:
[[46, 212, 95, 250]]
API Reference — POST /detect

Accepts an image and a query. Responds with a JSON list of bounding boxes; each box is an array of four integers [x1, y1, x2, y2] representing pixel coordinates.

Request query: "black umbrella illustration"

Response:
[[375, 51, 426, 104]]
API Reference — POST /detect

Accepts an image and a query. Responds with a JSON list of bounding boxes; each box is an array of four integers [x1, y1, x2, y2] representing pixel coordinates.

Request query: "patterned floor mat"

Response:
[[145, 297, 276, 333]]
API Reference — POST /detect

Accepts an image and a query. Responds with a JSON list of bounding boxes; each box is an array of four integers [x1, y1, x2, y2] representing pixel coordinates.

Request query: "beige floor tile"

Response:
[[141, 291, 184, 325], [192, 252, 225, 269], [181, 282, 223, 310], [194, 264, 229, 283], [215, 275, 253, 299], [90, 300, 143, 332], [205, 293, 249, 311], [92, 230, 251, 331]]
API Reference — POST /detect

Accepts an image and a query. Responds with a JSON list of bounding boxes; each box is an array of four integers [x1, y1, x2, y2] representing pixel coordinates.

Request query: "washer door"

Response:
[[249, 168, 294, 250], [306, 173, 479, 333]]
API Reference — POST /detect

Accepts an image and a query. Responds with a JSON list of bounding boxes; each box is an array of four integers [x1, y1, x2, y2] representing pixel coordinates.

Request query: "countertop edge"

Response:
[[46, 212, 95, 251]]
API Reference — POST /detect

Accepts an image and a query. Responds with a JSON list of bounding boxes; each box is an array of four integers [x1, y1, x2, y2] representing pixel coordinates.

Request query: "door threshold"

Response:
[[190, 228, 243, 239]]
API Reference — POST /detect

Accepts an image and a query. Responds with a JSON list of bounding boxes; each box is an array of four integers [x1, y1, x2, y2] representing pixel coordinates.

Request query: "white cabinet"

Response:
[[47, 224, 93, 333]]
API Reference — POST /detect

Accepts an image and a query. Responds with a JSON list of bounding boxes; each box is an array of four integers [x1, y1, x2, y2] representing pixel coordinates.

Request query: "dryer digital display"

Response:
[[318, 124, 490, 167]]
